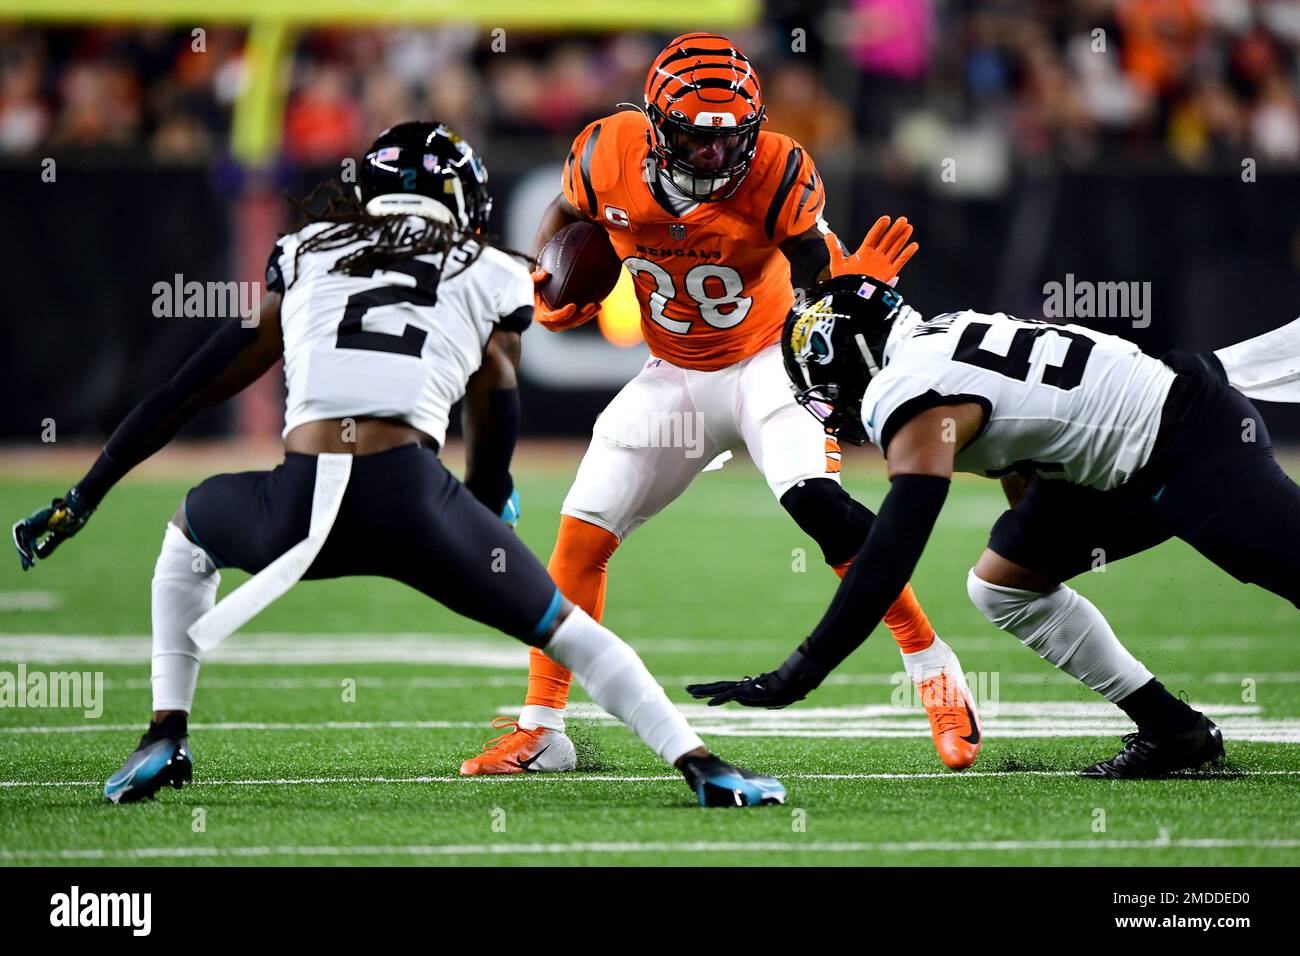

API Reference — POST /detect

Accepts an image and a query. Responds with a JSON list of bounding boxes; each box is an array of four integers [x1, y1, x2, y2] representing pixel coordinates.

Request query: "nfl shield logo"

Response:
[[423, 153, 437, 172], [669, 223, 687, 241]]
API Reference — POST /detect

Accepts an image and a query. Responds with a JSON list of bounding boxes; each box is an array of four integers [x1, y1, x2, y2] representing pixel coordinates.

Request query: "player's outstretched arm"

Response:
[[687, 404, 979, 708], [12, 294, 284, 569], [462, 328, 522, 522]]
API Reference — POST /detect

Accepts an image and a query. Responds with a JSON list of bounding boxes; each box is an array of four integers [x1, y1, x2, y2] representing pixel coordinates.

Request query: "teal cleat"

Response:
[[105, 722, 193, 804], [679, 754, 786, 808]]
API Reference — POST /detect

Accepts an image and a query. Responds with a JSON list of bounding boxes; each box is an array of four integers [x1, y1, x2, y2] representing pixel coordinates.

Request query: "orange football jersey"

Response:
[[562, 110, 826, 371]]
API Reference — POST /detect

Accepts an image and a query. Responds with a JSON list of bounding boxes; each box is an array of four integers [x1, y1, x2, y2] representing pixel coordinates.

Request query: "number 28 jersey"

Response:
[[563, 110, 825, 371], [861, 311, 1177, 490], [266, 218, 532, 446]]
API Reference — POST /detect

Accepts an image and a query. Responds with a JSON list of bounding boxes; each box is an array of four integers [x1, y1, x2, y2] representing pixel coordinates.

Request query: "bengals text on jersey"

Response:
[[561, 108, 826, 371]]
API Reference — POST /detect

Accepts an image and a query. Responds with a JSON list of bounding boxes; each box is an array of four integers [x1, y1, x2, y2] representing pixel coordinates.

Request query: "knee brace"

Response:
[[780, 477, 872, 566]]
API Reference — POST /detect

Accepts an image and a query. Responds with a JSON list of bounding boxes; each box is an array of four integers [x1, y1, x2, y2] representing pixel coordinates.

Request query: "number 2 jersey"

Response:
[[861, 310, 1177, 490], [563, 109, 825, 371], [265, 217, 533, 446]]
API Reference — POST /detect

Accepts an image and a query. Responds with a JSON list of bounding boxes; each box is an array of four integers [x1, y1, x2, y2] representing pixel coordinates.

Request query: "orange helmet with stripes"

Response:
[[644, 33, 765, 202]]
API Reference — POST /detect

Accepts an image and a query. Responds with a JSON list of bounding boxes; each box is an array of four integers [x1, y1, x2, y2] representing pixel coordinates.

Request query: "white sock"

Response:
[[967, 569, 1151, 702], [901, 635, 955, 684], [151, 523, 219, 713], [518, 704, 565, 733], [542, 608, 703, 765]]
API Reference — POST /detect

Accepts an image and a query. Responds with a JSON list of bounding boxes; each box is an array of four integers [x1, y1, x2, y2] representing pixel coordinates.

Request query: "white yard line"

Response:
[[3, 835, 1299, 861], [0, 721, 483, 734], [5, 702, 1300, 745], [0, 634, 528, 667], [82, 672, 1300, 691], [0, 592, 60, 612], [4, 769, 1300, 790], [0, 633, 1291, 664]]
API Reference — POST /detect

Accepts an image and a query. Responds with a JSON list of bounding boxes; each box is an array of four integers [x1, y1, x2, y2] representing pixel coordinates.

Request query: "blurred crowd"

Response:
[[5, 0, 1300, 172]]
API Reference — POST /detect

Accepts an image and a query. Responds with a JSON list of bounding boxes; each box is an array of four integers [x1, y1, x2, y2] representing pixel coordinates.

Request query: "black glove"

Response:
[[12, 487, 95, 570], [686, 646, 828, 709]]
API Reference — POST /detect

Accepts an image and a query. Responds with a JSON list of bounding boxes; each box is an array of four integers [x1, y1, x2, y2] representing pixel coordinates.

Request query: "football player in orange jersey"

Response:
[[460, 33, 982, 775]]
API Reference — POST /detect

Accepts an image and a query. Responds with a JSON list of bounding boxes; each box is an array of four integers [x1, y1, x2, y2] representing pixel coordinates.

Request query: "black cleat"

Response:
[[1080, 714, 1224, 779], [105, 720, 193, 804], [678, 754, 786, 807]]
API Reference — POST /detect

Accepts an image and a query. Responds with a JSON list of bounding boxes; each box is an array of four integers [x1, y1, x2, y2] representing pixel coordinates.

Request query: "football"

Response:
[[536, 221, 622, 310]]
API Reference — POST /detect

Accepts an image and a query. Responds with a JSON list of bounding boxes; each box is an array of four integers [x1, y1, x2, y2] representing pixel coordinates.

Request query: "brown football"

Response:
[[537, 221, 623, 310]]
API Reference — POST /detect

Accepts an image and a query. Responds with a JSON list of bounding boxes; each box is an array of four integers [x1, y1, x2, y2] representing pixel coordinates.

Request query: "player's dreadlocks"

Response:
[[284, 180, 531, 287]]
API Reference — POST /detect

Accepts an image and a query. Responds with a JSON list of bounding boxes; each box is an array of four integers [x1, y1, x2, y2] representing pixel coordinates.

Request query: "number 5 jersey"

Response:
[[861, 310, 1177, 490]]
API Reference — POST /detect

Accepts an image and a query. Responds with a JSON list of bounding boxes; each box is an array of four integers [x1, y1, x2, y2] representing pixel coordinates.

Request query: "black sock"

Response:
[[149, 712, 188, 738], [1117, 679, 1199, 734], [677, 754, 727, 783]]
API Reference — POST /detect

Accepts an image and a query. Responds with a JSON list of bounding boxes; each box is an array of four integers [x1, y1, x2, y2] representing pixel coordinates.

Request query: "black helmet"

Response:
[[781, 274, 909, 445], [357, 121, 492, 231]]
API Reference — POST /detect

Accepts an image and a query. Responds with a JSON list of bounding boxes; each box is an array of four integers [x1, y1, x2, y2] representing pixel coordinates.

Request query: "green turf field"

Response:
[[1, 451, 1297, 866]]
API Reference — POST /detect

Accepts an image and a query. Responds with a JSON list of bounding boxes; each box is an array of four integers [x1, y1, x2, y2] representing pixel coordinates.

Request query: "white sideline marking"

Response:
[[528, 702, 1300, 745], [6, 703, 1300, 743], [0, 721, 482, 735], [0, 592, 60, 612], [573, 702, 1268, 719], [0, 634, 527, 667], [3, 835, 1298, 861], [4, 769, 1300, 790], [87, 671, 1300, 691], [105, 675, 534, 691], [0, 632, 1289, 664]]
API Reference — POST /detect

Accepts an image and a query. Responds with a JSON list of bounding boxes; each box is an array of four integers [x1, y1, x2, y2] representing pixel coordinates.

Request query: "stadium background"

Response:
[[4, 0, 1300, 444], [1, 1, 1299, 872]]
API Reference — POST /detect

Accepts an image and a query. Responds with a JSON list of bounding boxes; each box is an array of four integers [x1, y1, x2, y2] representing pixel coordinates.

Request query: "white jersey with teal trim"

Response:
[[860, 310, 1176, 490], [267, 217, 532, 447]]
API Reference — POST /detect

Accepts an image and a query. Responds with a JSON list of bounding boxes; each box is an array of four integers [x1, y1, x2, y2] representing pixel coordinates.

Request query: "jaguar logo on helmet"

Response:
[[789, 296, 839, 367], [781, 274, 909, 447]]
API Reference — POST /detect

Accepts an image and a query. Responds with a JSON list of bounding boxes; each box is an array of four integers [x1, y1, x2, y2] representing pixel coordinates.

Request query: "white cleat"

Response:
[[459, 717, 578, 775]]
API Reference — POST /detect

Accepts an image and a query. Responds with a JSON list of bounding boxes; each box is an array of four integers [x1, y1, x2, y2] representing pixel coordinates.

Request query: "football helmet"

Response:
[[782, 275, 913, 445], [357, 121, 491, 231], [644, 33, 765, 202]]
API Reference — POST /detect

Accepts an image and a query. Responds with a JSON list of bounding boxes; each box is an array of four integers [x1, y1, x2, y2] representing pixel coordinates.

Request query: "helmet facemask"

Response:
[[644, 33, 766, 203], [649, 105, 763, 202], [782, 280, 900, 446]]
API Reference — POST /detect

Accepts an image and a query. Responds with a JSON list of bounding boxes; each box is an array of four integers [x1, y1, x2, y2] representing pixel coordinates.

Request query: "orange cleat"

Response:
[[917, 670, 982, 770], [458, 716, 577, 776]]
